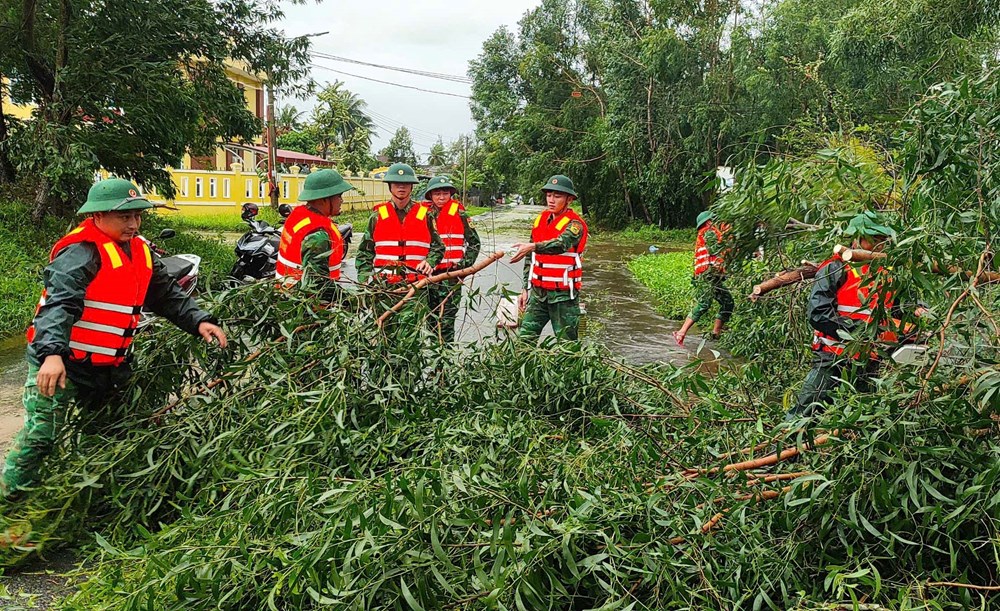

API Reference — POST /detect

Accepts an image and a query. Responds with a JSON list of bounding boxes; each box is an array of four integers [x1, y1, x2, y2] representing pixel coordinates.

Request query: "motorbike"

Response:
[[228, 202, 353, 283], [138, 228, 200, 328]]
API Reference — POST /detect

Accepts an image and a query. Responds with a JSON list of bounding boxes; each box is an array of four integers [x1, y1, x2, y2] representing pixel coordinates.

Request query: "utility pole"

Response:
[[462, 135, 468, 204], [267, 81, 279, 208]]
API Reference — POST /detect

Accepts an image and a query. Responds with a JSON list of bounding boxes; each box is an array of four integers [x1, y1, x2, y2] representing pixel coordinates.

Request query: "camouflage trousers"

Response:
[[519, 290, 581, 341], [427, 281, 462, 343], [2, 363, 117, 497], [786, 356, 880, 421], [690, 273, 734, 324]]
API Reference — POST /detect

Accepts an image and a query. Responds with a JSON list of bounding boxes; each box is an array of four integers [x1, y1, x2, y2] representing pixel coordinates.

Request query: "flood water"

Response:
[[0, 205, 724, 447]]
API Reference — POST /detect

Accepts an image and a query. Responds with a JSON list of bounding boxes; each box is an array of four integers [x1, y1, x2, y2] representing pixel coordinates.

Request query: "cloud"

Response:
[[277, 0, 539, 156]]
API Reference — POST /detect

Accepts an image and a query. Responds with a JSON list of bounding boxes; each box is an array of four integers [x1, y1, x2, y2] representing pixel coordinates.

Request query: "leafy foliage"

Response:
[[0, 0, 316, 217], [468, 0, 999, 228], [379, 126, 419, 167]]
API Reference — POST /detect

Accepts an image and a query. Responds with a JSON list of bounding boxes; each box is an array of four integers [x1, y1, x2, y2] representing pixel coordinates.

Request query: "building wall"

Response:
[[140, 165, 392, 217]]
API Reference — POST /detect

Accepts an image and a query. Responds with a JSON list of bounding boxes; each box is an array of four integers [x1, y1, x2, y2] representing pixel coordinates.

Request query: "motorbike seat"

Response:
[[160, 256, 195, 280]]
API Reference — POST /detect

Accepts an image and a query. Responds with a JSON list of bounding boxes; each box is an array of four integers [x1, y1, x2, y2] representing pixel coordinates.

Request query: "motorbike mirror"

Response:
[[278, 204, 293, 218], [158, 228, 176, 240]]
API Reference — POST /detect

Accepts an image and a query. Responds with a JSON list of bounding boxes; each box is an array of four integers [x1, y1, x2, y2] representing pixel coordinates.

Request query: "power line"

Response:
[[311, 51, 472, 84], [366, 109, 442, 141], [310, 63, 471, 99]]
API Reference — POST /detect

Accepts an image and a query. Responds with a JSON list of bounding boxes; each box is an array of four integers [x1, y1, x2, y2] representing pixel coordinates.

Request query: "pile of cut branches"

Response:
[[0, 280, 996, 609]]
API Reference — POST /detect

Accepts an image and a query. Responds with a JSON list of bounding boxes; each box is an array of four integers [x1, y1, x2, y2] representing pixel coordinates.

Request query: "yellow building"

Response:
[[3, 64, 390, 215]]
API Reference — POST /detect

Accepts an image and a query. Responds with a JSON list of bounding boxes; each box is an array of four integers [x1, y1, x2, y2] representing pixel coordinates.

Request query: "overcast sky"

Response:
[[278, 0, 541, 160]]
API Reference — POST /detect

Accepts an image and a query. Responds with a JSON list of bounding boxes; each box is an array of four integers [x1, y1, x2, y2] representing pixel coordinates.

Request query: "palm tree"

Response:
[[275, 105, 304, 135]]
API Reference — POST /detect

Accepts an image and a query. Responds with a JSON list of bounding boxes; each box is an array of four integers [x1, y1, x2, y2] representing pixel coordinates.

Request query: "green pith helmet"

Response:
[[299, 169, 354, 202], [424, 175, 457, 200], [540, 175, 577, 197], [77, 178, 153, 214], [845, 211, 894, 239], [383, 163, 420, 184], [696, 211, 714, 228]]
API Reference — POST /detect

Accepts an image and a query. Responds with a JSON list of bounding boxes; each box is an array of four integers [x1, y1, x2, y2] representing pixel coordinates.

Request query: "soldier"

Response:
[[510, 175, 588, 341], [786, 211, 924, 420], [275, 169, 354, 299], [673, 211, 734, 346], [2, 178, 227, 501], [355, 163, 444, 287], [424, 176, 481, 342]]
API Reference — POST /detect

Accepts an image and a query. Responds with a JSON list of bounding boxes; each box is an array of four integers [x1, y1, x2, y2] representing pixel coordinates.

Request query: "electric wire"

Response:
[[309, 63, 471, 99], [311, 51, 472, 84]]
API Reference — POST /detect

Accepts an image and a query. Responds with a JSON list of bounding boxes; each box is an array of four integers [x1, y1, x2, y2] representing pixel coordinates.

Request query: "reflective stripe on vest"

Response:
[[694, 222, 727, 276], [435, 200, 467, 270], [528, 209, 588, 296], [275, 205, 344, 282], [372, 202, 432, 283], [26, 219, 153, 366], [812, 262, 898, 360]]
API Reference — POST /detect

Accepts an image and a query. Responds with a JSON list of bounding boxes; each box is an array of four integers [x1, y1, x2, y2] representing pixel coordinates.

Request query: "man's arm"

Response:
[[299, 229, 341, 300], [424, 216, 444, 269], [354, 213, 378, 284], [28, 243, 100, 361], [807, 259, 853, 338], [458, 211, 481, 269], [145, 257, 216, 336]]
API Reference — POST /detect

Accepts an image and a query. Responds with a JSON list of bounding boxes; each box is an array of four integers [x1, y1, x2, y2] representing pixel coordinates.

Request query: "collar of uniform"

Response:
[[391, 199, 414, 214]]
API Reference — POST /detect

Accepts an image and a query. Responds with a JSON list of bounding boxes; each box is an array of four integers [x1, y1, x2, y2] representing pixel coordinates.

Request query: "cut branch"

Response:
[[750, 265, 818, 301]]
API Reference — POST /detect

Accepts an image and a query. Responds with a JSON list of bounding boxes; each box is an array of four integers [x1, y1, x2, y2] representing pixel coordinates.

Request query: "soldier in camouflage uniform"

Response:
[[275, 169, 354, 301], [2, 179, 227, 501], [673, 211, 734, 346], [424, 176, 481, 343], [787, 212, 925, 421], [510, 175, 588, 341]]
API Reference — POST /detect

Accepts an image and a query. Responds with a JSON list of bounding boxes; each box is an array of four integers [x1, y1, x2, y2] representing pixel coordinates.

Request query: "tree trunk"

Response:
[[0, 77, 17, 184]]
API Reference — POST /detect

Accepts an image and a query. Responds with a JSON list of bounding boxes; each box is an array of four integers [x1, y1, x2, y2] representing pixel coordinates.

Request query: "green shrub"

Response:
[[626, 251, 694, 320]]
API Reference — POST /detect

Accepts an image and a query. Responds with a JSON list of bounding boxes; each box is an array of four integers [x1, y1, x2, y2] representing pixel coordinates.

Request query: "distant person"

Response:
[[510, 175, 588, 341], [275, 169, 354, 300], [424, 176, 481, 342], [2, 179, 227, 502], [673, 211, 733, 345]]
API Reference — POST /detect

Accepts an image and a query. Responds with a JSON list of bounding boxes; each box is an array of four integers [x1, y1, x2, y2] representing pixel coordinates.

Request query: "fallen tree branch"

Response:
[[377, 251, 506, 327], [925, 581, 1000, 592], [750, 265, 818, 301], [686, 434, 833, 478]]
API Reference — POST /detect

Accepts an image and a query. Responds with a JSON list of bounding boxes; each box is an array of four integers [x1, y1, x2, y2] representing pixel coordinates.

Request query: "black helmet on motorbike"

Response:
[[277, 204, 293, 218], [241, 202, 259, 221]]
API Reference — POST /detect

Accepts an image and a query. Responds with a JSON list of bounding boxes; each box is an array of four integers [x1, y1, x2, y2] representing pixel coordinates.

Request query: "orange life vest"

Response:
[[694, 222, 728, 276], [434, 199, 467, 271], [528, 208, 588, 296], [26, 219, 154, 366], [811, 260, 900, 359], [371, 201, 432, 283], [275, 205, 343, 283]]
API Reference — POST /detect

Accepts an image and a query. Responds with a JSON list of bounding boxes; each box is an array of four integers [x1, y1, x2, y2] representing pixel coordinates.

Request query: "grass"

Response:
[[0, 194, 236, 340], [626, 251, 694, 320], [613, 223, 695, 248]]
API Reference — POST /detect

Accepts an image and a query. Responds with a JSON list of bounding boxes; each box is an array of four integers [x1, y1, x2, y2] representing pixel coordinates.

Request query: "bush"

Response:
[[626, 251, 695, 320]]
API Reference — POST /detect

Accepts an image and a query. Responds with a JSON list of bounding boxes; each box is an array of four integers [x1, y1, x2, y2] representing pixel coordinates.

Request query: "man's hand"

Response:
[[518, 289, 529, 313], [36, 355, 67, 398], [509, 242, 535, 264], [415, 261, 433, 275], [198, 322, 228, 348]]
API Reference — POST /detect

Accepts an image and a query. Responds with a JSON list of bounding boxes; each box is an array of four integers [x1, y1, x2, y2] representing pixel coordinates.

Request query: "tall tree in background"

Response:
[[275, 105, 304, 135], [0, 0, 316, 219], [308, 81, 374, 173], [379, 127, 418, 166], [427, 138, 448, 167], [469, 0, 999, 228]]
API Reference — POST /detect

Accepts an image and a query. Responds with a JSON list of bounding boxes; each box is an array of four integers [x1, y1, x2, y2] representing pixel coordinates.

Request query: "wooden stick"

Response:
[[931, 262, 1000, 284], [687, 434, 832, 478], [840, 248, 886, 263], [750, 265, 818, 301], [671, 486, 792, 545], [377, 251, 506, 327], [926, 581, 1000, 592]]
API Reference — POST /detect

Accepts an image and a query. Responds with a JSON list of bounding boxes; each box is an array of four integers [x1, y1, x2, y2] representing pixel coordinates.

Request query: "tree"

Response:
[[275, 105, 304, 135], [379, 127, 418, 166], [0, 0, 315, 219], [308, 81, 374, 173], [427, 138, 448, 167]]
